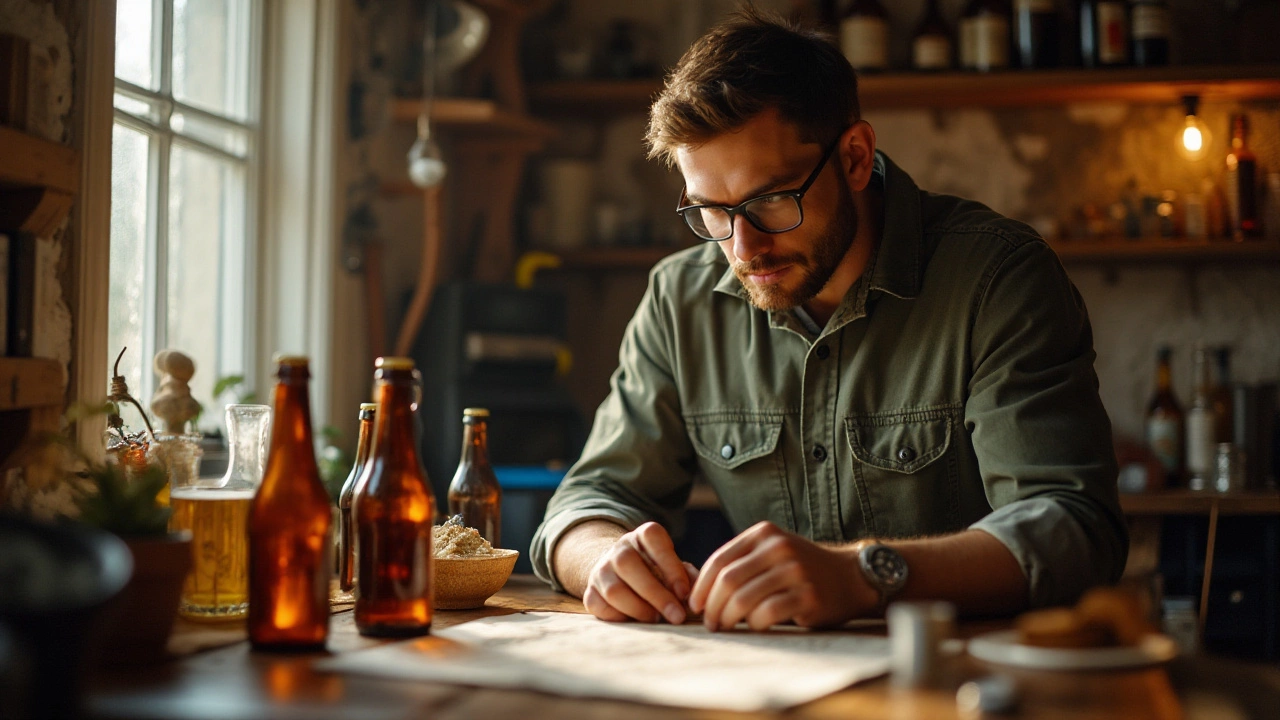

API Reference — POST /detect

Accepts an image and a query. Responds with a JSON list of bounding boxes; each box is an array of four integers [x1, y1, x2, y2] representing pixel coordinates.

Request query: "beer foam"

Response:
[[170, 488, 258, 501]]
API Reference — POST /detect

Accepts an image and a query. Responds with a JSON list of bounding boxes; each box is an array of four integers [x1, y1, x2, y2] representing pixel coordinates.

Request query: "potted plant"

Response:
[[70, 446, 193, 665]]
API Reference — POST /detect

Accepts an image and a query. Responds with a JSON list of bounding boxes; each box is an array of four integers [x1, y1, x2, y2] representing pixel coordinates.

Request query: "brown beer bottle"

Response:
[[354, 357, 435, 637], [337, 402, 377, 592], [248, 356, 331, 651], [448, 408, 502, 546]]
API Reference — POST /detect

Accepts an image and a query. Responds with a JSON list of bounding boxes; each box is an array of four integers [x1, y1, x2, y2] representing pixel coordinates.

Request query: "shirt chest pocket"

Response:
[[686, 415, 795, 533], [844, 407, 961, 538]]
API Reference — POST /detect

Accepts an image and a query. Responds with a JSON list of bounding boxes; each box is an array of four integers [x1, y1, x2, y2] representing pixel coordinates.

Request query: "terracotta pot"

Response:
[[98, 530, 194, 665]]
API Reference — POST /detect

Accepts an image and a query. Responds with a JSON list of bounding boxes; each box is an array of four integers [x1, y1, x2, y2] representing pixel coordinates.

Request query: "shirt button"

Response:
[[897, 447, 916, 462], [812, 444, 827, 462], [815, 345, 830, 360], [721, 444, 735, 460]]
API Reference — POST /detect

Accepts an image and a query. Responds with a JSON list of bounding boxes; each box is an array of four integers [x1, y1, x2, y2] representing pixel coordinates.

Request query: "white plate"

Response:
[[967, 630, 1178, 671]]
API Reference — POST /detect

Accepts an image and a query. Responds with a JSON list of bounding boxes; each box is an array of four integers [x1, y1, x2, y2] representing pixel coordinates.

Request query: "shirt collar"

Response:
[[711, 149, 923, 306]]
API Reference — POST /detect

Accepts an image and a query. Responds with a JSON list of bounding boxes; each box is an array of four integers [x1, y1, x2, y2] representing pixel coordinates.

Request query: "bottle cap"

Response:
[[375, 356, 416, 371], [273, 354, 309, 367], [359, 402, 378, 412], [463, 408, 490, 418]]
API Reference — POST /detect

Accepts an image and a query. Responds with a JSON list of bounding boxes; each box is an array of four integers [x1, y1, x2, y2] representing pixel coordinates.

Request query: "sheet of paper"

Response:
[[317, 611, 890, 711]]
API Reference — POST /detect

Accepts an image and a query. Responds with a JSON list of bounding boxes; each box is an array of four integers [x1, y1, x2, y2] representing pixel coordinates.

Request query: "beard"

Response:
[[733, 177, 859, 313]]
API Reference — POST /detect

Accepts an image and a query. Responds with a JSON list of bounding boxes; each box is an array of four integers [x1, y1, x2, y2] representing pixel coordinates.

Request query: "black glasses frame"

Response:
[[675, 138, 841, 242]]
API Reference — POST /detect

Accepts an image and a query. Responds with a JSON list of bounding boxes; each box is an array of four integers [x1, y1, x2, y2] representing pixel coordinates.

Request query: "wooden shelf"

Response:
[[389, 97, 555, 141], [1049, 238, 1280, 263], [0, 126, 79, 236], [0, 357, 64, 412], [1120, 490, 1280, 516], [0, 125, 78, 193], [529, 66, 1280, 116]]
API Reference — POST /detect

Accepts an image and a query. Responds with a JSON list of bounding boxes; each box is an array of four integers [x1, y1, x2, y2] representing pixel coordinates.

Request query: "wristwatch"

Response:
[[856, 542, 909, 612]]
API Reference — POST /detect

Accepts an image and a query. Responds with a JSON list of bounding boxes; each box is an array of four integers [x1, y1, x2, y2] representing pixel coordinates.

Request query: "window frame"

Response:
[[80, 0, 343, 452], [108, 0, 264, 414]]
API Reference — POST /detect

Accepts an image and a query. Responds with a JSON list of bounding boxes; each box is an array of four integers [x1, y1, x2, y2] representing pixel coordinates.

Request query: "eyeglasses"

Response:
[[676, 138, 839, 242]]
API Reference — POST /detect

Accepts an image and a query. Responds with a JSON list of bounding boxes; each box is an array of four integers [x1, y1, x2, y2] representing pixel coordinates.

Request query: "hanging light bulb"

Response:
[[1178, 94, 1212, 161]]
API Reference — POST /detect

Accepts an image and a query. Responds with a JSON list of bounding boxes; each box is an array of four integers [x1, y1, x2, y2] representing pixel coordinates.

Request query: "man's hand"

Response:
[[689, 521, 876, 631], [580, 522, 697, 625]]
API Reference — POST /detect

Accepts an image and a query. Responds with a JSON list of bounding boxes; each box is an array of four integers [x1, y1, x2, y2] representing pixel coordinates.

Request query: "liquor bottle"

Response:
[[354, 357, 435, 637], [337, 402, 377, 593], [960, 0, 1012, 72], [1145, 346, 1184, 488], [912, 0, 953, 71], [248, 356, 331, 651], [840, 0, 890, 72], [1186, 344, 1217, 492], [1212, 346, 1234, 444], [1226, 114, 1261, 239], [1080, 0, 1128, 67], [448, 408, 503, 546], [1014, 0, 1058, 68], [1130, 0, 1169, 66]]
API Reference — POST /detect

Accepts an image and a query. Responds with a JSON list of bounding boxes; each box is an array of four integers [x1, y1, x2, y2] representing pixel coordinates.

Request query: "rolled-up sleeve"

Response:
[[531, 266, 698, 591], [965, 239, 1128, 608]]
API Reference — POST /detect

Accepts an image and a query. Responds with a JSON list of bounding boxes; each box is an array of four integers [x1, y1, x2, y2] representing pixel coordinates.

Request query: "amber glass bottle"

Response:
[[1226, 114, 1261, 239], [448, 408, 503, 546], [354, 357, 435, 637], [337, 402, 377, 593], [247, 356, 331, 651]]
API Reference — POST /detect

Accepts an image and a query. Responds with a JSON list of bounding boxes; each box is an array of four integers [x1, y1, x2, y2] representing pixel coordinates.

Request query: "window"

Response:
[[110, 0, 260, 430]]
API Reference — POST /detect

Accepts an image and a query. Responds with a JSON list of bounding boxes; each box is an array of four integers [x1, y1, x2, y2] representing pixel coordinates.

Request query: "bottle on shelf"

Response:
[[1211, 346, 1234, 444], [1186, 343, 1217, 492], [354, 357, 436, 638], [1226, 113, 1261, 240], [840, 0, 891, 72], [1130, 0, 1170, 66], [337, 402, 377, 593], [1079, 0, 1128, 67], [248, 356, 331, 652], [912, 0, 953, 71], [448, 408, 503, 547], [1014, 0, 1058, 69], [1145, 345, 1184, 489], [960, 0, 1012, 72]]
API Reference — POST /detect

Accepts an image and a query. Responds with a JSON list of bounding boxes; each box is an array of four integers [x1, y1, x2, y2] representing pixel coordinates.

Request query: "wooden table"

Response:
[[86, 576, 1280, 720]]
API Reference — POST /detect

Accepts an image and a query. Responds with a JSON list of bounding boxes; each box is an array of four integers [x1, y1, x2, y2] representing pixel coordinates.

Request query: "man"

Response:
[[531, 8, 1126, 632]]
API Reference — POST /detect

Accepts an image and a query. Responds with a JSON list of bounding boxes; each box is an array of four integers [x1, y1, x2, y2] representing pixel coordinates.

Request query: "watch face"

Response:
[[866, 545, 908, 593]]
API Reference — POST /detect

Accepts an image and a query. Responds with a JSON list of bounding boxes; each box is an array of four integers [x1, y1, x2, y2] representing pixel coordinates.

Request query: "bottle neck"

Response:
[[372, 380, 416, 456], [354, 414, 375, 466], [1155, 360, 1172, 393], [1192, 352, 1212, 402], [460, 420, 491, 466], [266, 380, 316, 473]]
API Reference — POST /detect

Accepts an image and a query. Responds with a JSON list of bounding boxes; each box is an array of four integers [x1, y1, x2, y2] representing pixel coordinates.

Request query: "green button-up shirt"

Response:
[[532, 152, 1127, 608]]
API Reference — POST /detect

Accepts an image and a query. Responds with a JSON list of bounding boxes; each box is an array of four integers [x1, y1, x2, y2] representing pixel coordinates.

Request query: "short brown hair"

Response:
[[645, 6, 861, 168]]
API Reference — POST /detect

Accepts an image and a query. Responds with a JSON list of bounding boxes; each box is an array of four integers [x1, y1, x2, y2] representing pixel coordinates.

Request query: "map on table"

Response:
[[316, 611, 890, 711]]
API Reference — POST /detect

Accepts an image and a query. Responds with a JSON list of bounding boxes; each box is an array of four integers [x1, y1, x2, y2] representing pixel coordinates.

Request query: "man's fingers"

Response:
[[711, 561, 801, 631], [589, 566, 662, 623], [614, 543, 686, 625], [699, 550, 781, 631], [745, 586, 808, 632], [690, 522, 780, 614], [633, 522, 690, 600], [582, 584, 631, 622]]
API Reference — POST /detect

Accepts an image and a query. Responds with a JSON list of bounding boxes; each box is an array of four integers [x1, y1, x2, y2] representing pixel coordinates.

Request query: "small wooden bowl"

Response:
[[433, 549, 519, 610]]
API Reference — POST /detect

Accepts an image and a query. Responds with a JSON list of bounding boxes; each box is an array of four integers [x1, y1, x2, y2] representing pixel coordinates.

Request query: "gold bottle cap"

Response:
[[359, 402, 378, 411], [463, 408, 490, 418], [273, 354, 310, 367], [375, 356, 415, 371]]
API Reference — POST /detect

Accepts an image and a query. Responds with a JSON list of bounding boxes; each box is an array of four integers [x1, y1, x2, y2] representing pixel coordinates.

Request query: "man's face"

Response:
[[675, 110, 858, 312]]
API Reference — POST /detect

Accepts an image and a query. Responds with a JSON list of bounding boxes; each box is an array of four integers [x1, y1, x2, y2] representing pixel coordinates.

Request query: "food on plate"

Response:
[[433, 515, 496, 558], [1015, 587, 1154, 649]]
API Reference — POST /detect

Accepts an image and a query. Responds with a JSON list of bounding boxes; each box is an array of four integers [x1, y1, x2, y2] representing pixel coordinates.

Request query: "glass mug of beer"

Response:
[[169, 404, 271, 620]]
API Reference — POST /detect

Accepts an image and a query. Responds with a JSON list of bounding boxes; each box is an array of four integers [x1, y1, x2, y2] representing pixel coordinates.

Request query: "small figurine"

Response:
[[151, 349, 202, 434]]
